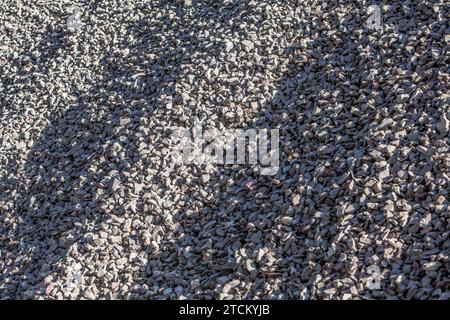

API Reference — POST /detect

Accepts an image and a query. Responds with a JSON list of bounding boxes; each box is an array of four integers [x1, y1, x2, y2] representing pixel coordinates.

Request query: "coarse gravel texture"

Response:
[[0, 0, 449, 299]]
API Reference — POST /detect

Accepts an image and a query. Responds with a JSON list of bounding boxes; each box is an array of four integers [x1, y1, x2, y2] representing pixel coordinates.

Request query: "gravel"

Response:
[[0, 0, 449, 300]]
